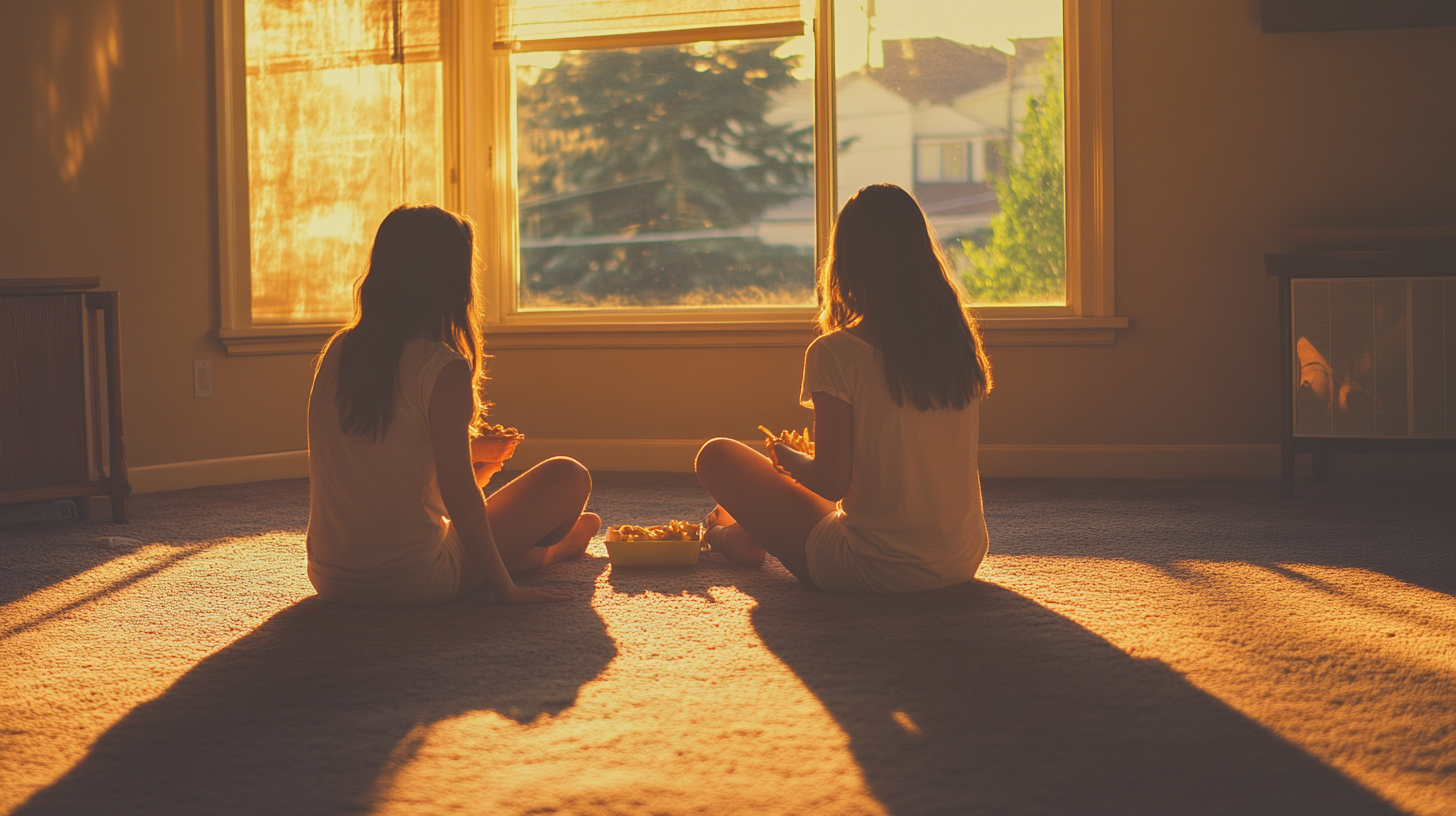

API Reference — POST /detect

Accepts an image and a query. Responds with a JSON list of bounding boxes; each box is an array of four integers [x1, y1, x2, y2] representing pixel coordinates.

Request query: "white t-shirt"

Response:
[[799, 330, 989, 585], [306, 337, 464, 586]]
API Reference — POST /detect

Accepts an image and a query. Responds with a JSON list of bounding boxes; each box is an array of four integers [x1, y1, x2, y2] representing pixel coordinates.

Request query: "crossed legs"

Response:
[[456, 456, 601, 597], [694, 438, 836, 586]]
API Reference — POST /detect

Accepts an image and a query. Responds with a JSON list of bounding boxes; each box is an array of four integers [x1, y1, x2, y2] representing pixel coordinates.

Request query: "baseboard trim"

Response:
[[129, 450, 309, 494], [127, 442, 1283, 493], [978, 444, 1280, 478], [514, 440, 1282, 479]]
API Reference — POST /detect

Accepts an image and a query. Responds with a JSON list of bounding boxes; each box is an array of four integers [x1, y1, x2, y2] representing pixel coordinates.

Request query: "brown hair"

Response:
[[816, 183, 992, 410], [322, 204, 488, 440]]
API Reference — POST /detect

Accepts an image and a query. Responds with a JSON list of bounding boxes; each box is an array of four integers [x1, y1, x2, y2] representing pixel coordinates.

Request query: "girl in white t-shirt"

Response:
[[307, 205, 599, 606], [695, 184, 993, 593]]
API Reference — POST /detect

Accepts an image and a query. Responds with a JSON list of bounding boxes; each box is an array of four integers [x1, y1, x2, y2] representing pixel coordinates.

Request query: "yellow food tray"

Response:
[[604, 525, 702, 566]]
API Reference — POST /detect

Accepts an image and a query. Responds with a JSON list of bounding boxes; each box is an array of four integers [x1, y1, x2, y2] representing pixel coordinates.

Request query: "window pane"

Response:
[[916, 141, 942, 182], [834, 0, 1065, 305], [514, 40, 815, 310], [941, 141, 967, 182], [245, 0, 443, 325]]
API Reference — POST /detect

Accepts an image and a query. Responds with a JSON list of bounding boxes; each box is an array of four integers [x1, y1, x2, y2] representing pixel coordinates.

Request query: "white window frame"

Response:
[[214, 0, 1120, 355]]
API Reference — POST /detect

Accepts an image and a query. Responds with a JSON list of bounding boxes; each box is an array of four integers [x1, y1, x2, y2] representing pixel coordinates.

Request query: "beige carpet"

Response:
[[1, 474, 1453, 815]]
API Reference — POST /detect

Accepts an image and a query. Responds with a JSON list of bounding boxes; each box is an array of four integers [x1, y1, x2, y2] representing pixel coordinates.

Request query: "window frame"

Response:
[[213, 0, 1121, 355]]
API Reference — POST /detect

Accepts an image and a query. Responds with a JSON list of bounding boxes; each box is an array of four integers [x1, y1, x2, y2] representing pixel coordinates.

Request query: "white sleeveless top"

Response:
[[306, 337, 464, 586]]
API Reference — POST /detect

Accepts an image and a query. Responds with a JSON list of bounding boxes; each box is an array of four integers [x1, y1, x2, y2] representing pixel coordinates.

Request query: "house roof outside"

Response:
[[756, 36, 1063, 245], [870, 38, 1009, 105]]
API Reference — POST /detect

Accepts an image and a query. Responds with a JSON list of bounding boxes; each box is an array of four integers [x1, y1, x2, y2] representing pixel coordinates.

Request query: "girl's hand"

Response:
[[772, 442, 811, 480], [498, 584, 575, 604], [473, 460, 505, 487]]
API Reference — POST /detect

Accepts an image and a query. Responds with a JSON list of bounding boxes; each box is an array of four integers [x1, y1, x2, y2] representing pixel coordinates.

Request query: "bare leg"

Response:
[[456, 457, 601, 596], [694, 438, 836, 585]]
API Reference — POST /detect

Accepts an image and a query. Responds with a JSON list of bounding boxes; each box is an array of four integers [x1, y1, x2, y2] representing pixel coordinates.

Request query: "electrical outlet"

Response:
[[194, 359, 213, 399]]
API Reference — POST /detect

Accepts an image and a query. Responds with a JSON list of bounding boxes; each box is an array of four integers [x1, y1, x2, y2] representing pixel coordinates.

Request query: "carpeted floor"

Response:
[[1, 473, 1453, 815]]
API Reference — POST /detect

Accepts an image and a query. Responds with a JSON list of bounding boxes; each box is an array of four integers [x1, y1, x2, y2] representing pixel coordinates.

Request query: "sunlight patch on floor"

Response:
[[982, 554, 1456, 816], [1, 544, 202, 639], [366, 549, 888, 816], [0, 536, 310, 814]]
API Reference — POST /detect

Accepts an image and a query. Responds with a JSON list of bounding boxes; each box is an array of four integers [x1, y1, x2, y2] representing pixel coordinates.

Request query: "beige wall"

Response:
[[1, 1, 315, 483], [3, 1, 1453, 488]]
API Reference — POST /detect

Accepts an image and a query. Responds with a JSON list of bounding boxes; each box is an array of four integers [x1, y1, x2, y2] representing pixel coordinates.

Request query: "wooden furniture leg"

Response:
[[89, 291, 130, 522]]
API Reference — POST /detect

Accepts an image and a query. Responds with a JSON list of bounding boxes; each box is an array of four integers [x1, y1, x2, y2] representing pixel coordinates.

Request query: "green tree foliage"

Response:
[[516, 41, 815, 306], [961, 43, 1065, 304]]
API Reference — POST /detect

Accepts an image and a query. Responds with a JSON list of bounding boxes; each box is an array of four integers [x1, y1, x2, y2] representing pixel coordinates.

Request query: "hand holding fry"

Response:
[[757, 425, 813, 455], [757, 424, 813, 479]]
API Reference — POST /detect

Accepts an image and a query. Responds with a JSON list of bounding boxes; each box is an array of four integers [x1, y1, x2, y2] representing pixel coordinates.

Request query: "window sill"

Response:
[[980, 315, 1129, 346], [219, 316, 1128, 356]]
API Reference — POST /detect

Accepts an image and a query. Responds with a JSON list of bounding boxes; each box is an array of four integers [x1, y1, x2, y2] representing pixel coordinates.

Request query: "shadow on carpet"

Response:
[[3, 473, 1451, 815], [15, 593, 617, 815]]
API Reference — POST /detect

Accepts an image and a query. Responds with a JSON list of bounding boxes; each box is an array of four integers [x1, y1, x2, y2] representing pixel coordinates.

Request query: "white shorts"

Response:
[[308, 527, 465, 607], [804, 510, 899, 593], [804, 510, 984, 594]]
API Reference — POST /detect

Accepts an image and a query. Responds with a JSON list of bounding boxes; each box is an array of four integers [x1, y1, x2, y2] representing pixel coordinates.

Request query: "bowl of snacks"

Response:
[[472, 423, 524, 463], [604, 520, 704, 566]]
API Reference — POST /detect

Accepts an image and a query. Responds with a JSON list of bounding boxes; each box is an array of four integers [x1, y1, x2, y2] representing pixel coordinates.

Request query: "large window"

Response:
[[215, 0, 1117, 353]]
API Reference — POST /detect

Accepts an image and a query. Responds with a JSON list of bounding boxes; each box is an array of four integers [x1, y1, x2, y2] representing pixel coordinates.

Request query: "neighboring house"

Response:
[[755, 36, 1059, 247]]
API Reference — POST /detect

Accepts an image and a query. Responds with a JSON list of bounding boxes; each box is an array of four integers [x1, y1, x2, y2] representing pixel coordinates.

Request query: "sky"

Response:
[[800, 0, 1063, 78]]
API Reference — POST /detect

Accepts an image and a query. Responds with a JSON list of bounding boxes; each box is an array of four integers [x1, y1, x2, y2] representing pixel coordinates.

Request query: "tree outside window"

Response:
[[515, 40, 816, 310]]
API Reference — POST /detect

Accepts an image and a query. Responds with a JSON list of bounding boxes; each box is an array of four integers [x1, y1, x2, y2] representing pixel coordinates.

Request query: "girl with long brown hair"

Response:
[[695, 184, 993, 592], [307, 204, 599, 606]]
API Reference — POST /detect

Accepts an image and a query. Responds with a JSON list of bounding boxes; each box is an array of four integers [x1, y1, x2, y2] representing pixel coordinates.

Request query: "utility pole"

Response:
[[1003, 46, 1015, 179], [863, 0, 876, 73]]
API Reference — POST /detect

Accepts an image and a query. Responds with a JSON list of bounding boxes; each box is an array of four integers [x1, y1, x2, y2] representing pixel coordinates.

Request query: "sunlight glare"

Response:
[[0, 543, 198, 639], [303, 204, 364, 242], [891, 710, 922, 736], [32, 0, 121, 183], [245, 0, 443, 325]]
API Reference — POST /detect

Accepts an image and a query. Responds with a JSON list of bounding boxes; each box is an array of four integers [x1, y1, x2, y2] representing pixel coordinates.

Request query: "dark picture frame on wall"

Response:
[[1262, 0, 1456, 34]]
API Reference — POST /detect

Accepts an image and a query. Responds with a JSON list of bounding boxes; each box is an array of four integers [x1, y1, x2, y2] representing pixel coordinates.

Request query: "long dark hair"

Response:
[[321, 204, 486, 440], [816, 183, 992, 410]]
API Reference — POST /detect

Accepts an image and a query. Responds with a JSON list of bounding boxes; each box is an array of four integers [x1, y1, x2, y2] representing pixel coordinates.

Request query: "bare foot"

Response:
[[509, 513, 601, 576], [705, 504, 737, 529], [705, 522, 767, 568]]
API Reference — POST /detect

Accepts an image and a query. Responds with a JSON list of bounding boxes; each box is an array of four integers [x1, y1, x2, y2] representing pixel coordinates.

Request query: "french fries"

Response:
[[757, 424, 814, 455], [614, 520, 702, 542]]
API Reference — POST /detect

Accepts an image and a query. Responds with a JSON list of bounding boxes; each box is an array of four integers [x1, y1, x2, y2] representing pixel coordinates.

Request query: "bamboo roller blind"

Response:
[[244, 0, 443, 325]]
